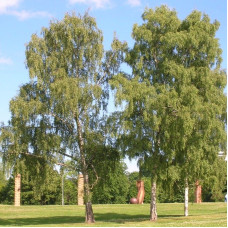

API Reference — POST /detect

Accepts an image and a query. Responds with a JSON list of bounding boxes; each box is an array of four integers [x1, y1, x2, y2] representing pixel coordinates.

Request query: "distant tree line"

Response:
[[0, 158, 226, 205]]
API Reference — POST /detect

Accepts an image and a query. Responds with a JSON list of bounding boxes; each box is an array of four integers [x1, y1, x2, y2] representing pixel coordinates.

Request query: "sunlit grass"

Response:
[[0, 202, 226, 226]]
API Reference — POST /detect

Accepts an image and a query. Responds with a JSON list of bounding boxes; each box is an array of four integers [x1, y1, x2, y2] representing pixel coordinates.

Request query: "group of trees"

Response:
[[0, 5, 226, 224], [0, 159, 226, 205]]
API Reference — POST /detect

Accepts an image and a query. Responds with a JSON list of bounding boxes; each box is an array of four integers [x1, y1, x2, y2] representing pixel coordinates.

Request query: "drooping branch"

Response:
[[57, 150, 79, 162], [0, 150, 44, 158], [90, 163, 100, 190], [47, 112, 74, 132]]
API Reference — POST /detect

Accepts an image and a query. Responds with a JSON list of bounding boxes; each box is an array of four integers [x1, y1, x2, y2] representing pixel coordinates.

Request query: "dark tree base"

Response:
[[85, 202, 95, 223]]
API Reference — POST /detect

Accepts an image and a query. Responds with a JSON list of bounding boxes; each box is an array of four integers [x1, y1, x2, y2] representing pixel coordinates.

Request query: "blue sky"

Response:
[[0, 0, 227, 172]]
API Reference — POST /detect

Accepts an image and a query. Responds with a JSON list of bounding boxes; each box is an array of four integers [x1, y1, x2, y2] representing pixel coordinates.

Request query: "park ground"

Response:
[[0, 202, 226, 227]]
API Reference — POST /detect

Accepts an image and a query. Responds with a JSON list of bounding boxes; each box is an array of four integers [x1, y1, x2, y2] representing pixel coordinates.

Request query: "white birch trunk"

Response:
[[184, 178, 188, 217]]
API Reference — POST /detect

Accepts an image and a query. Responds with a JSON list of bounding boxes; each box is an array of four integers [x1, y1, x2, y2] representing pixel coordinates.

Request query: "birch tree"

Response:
[[1, 12, 112, 223], [111, 5, 226, 220], [111, 6, 181, 221], [169, 10, 227, 216]]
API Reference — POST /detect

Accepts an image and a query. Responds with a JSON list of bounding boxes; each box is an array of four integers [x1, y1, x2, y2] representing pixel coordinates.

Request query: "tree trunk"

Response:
[[184, 178, 189, 217], [85, 202, 95, 223], [84, 174, 95, 223], [76, 115, 95, 223], [61, 172, 64, 206], [150, 177, 157, 221]]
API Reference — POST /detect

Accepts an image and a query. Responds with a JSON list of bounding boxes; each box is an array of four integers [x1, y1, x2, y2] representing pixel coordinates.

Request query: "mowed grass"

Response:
[[0, 203, 226, 227]]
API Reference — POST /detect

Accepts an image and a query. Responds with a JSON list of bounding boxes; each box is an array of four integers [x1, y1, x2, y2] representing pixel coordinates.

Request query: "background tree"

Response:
[[63, 178, 78, 205], [21, 166, 61, 205], [0, 164, 7, 193], [202, 156, 227, 202], [127, 172, 139, 201], [92, 161, 129, 204], [0, 160, 62, 205], [166, 10, 227, 216]]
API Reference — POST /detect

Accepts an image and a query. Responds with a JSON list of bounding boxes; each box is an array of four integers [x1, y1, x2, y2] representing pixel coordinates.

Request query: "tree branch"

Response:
[[90, 163, 99, 190], [47, 112, 74, 131], [57, 150, 79, 162]]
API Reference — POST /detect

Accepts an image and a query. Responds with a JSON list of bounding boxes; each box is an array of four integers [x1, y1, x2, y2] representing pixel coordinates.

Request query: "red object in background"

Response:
[[136, 180, 145, 204], [195, 180, 202, 203], [130, 197, 138, 204]]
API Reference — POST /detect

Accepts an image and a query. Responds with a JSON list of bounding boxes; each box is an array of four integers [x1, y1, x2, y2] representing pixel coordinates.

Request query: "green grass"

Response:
[[0, 203, 226, 227]]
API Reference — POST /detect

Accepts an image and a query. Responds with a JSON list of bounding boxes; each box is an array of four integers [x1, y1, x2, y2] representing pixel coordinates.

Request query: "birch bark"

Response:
[[76, 115, 95, 223], [184, 178, 189, 217], [150, 177, 158, 221]]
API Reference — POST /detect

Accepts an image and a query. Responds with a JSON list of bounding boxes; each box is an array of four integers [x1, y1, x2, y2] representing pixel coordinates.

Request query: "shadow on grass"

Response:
[[0, 216, 84, 226], [0, 213, 184, 226]]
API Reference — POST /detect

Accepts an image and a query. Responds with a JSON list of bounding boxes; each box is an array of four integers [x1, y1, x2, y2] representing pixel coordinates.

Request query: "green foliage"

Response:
[[0, 13, 117, 222], [0, 177, 14, 204], [0, 159, 226, 205], [202, 157, 227, 202], [0, 166, 6, 193], [92, 161, 130, 204], [0, 165, 62, 205], [64, 178, 77, 205], [127, 172, 139, 200], [142, 177, 152, 203], [110, 6, 226, 214]]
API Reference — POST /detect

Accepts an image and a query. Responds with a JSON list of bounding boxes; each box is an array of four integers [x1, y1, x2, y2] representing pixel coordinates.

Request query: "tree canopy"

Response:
[[0, 12, 118, 223], [110, 5, 226, 220]]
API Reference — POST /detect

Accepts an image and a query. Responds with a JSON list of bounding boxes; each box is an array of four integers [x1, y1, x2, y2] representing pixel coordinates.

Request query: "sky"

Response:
[[0, 0, 227, 173]]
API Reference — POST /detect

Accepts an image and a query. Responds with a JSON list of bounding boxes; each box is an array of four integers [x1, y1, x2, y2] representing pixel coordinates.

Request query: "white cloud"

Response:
[[0, 0, 21, 13], [126, 0, 141, 7], [69, 0, 86, 3], [0, 0, 51, 20], [0, 57, 13, 65], [69, 0, 111, 9], [8, 10, 52, 20]]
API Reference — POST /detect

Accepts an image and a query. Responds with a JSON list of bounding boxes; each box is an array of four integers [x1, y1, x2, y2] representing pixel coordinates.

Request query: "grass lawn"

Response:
[[0, 202, 226, 227]]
